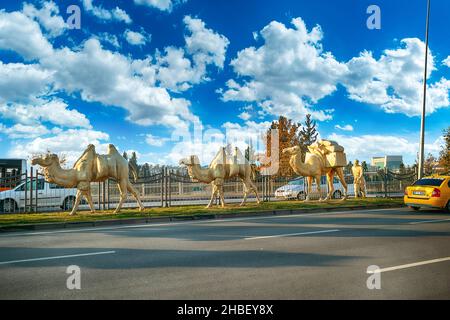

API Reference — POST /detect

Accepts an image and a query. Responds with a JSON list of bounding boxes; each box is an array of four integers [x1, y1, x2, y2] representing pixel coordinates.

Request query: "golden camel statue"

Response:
[[282, 140, 348, 202], [31, 144, 144, 215], [179, 147, 260, 208]]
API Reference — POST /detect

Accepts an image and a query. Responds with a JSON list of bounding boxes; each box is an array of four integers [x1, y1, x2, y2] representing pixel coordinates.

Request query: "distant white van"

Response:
[[275, 176, 354, 200], [0, 178, 78, 213]]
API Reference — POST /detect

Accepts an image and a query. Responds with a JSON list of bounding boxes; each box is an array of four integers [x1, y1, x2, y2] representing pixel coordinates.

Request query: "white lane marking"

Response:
[[409, 218, 450, 225], [0, 251, 115, 265], [244, 229, 340, 240], [367, 256, 450, 274], [0, 207, 404, 237]]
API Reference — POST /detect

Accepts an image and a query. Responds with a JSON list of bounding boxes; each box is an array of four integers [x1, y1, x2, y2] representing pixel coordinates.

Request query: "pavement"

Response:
[[0, 207, 449, 299]]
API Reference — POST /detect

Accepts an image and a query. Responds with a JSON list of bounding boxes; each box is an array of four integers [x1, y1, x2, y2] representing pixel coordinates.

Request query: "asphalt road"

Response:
[[0, 207, 449, 299]]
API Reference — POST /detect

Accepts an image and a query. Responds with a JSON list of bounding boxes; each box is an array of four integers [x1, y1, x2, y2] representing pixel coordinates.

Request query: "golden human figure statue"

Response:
[[352, 159, 366, 198], [31, 144, 145, 215]]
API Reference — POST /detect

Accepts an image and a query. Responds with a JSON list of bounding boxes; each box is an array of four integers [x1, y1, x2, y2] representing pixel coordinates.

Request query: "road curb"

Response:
[[0, 203, 404, 234]]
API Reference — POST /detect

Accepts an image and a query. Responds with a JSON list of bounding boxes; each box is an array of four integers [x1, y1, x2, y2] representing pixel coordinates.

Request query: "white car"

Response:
[[0, 178, 78, 214], [275, 177, 354, 200]]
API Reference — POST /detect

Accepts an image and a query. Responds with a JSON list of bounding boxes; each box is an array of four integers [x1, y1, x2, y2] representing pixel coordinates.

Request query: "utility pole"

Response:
[[418, 0, 431, 179]]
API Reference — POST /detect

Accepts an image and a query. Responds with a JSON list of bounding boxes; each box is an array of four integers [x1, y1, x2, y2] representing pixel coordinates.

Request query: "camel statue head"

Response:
[[31, 153, 60, 167], [282, 146, 301, 156], [179, 155, 200, 167], [179, 155, 201, 180]]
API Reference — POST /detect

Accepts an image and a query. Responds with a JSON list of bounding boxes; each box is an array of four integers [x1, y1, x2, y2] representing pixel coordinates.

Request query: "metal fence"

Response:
[[0, 166, 425, 214]]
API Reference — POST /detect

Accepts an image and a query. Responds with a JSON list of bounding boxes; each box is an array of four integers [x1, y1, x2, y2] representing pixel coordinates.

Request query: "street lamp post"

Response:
[[418, 0, 431, 179]]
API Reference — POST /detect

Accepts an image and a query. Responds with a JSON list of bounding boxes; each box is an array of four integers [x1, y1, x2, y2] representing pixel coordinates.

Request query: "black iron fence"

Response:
[[0, 166, 433, 214]]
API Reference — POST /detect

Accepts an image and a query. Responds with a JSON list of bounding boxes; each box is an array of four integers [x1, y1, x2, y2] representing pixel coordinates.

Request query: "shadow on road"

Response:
[[0, 247, 358, 270]]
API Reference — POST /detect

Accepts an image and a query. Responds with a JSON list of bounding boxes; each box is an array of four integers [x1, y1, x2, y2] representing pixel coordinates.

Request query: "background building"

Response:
[[371, 156, 403, 171]]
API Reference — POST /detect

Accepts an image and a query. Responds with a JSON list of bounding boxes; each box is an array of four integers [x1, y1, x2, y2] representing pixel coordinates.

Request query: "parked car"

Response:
[[404, 175, 450, 212], [0, 178, 78, 213], [275, 176, 351, 200]]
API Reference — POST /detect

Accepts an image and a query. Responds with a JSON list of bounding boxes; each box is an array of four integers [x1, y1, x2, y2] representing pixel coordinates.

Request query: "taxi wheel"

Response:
[[411, 206, 420, 211]]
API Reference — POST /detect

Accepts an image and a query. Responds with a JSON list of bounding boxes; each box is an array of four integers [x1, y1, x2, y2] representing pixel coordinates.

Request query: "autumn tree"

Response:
[[439, 126, 450, 172], [424, 153, 437, 175], [265, 116, 300, 176]]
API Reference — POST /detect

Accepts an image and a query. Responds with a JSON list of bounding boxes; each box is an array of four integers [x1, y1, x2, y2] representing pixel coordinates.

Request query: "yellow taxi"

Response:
[[404, 175, 450, 212]]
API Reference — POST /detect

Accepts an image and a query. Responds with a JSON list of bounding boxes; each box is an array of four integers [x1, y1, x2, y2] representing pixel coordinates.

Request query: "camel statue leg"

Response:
[[218, 185, 225, 208], [85, 190, 96, 213], [240, 180, 249, 206], [206, 181, 219, 208], [316, 175, 325, 201], [69, 190, 83, 216], [325, 171, 334, 201], [114, 180, 128, 213], [127, 182, 145, 211], [304, 176, 313, 202], [250, 180, 261, 204], [335, 167, 348, 201]]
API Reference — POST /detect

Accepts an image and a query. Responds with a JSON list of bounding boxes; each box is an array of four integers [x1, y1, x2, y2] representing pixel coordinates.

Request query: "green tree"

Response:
[[122, 151, 128, 160], [298, 114, 318, 156], [399, 162, 406, 174], [129, 152, 139, 177], [361, 161, 369, 172]]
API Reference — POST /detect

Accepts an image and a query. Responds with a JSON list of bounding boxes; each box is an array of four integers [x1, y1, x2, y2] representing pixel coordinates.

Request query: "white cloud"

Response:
[[155, 16, 229, 92], [328, 133, 443, 164], [342, 39, 450, 116], [238, 111, 251, 121], [183, 15, 230, 69], [0, 8, 227, 132], [0, 61, 51, 103], [124, 29, 151, 46], [156, 47, 201, 92], [0, 99, 91, 129], [82, 0, 132, 24], [334, 124, 354, 131], [443, 56, 450, 68], [0, 10, 53, 60], [166, 120, 270, 165], [222, 17, 346, 122], [0, 123, 50, 139], [96, 32, 120, 48], [40, 38, 196, 129], [134, 0, 186, 12], [23, 1, 66, 37], [9, 129, 110, 165], [145, 133, 168, 147]]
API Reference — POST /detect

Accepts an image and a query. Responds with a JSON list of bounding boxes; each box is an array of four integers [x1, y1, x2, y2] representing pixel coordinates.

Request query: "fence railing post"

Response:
[[168, 168, 171, 207], [30, 167, 34, 213], [384, 167, 388, 198], [24, 170, 28, 214], [161, 166, 165, 208], [35, 169, 39, 213]]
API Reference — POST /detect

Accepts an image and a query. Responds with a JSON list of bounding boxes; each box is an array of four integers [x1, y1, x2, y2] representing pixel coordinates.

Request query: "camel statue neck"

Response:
[[291, 151, 306, 176], [189, 163, 212, 183], [44, 161, 77, 188]]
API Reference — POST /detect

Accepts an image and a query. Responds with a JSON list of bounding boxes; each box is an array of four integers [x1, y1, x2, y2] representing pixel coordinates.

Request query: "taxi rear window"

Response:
[[413, 178, 445, 187]]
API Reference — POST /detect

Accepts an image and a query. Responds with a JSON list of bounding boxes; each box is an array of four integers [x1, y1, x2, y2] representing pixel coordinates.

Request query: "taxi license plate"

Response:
[[413, 191, 425, 195]]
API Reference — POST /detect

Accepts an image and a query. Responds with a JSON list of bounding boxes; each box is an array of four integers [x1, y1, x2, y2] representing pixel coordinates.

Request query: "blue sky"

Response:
[[0, 0, 449, 166]]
